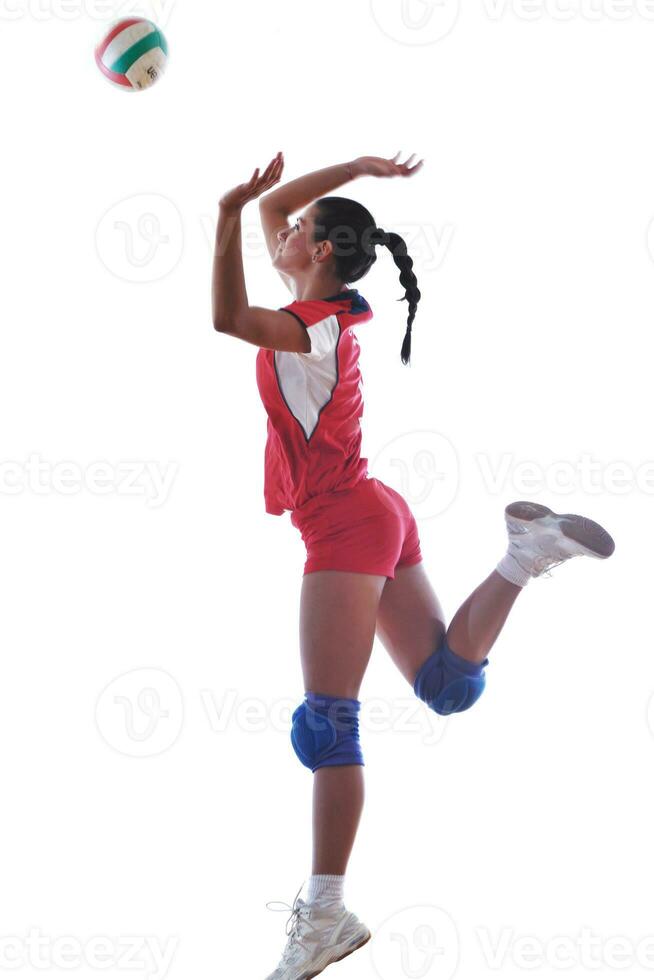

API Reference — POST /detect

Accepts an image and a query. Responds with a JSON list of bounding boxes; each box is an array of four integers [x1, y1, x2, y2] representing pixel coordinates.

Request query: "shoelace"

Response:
[[266, 883, 322, 963], [513, 551, 567, 580], [266, 882, 304, 934], [510, 527, 568, 580], [532, 554, 568, 578]]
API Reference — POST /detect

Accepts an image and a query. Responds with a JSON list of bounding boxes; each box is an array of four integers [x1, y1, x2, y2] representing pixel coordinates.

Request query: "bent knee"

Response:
[[413, 637, 488, 716]]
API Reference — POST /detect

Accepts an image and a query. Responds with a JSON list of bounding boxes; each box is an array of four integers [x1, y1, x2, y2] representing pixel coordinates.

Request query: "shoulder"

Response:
[[281, 298, 341, 328], [280, 289, 373, 328]]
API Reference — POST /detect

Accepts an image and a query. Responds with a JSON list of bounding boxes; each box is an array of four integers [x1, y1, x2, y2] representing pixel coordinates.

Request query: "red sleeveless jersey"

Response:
[[255, 289, 374, 515]]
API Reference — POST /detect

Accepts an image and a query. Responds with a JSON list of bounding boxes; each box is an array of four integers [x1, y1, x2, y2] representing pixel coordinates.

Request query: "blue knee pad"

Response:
[[414, 636, 488, 716], [291, 692, 364, 772]]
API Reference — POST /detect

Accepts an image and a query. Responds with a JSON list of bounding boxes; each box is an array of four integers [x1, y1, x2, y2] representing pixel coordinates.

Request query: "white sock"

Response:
[[496, 550, 531, 588], [306, 874, 345, 909]]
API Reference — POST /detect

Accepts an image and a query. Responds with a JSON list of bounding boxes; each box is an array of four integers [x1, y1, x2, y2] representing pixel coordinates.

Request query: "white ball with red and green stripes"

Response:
[[95, 18, 168, 92]]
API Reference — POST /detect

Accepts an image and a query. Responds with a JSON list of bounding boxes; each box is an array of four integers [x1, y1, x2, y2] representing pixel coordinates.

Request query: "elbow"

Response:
[[259, 195, 284, 217], [213, 306, 249, 337], [212, 316, 233, 334]]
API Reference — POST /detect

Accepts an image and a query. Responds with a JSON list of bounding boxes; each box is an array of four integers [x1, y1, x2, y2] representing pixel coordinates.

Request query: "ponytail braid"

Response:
[[372, 229, 421, 366], [314, 198, 422, 366]]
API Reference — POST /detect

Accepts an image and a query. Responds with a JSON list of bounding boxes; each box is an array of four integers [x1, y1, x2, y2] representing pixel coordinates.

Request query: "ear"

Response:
[[312, 239, 334, 264]]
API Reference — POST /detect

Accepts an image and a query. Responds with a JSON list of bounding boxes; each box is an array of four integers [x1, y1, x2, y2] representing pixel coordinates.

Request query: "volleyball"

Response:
[[95, 18, 168, 92]]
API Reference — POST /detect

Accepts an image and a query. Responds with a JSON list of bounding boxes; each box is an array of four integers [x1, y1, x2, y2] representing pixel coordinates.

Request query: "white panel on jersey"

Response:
[[274, 315, 340, 440], [299, 313, 340, 360]]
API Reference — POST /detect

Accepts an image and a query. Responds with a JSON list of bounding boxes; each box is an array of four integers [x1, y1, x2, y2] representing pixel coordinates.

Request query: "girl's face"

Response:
[[272, 205, 321, 275]]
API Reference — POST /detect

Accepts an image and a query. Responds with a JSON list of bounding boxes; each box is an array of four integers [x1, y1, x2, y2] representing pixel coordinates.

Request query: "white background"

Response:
[[1, 0, 651, 977]]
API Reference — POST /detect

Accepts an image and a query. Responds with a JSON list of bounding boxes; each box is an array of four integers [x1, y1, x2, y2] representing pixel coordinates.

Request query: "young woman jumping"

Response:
[[211, 152, 616, 980]]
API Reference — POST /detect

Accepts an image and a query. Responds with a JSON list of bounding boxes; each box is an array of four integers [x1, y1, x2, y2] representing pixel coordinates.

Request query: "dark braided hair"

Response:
[[313, 196, 421, 366]]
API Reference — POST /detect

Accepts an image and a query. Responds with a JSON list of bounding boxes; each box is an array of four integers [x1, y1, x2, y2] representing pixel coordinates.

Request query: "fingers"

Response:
[[260, 152, 282, 184], [393, 151, 424, 176], [259, 151, 285, 192], [266, 151, 285, 187], [408, 159, 424, 175], [231, 152, 286, 209]]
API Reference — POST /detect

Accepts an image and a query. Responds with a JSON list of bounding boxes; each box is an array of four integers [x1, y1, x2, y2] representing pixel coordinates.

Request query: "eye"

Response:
[[294, 220, 300, 231]]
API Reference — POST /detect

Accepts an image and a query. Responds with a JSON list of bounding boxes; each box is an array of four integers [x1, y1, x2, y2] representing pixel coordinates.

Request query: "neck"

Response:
[[291, 269, 347, 303]]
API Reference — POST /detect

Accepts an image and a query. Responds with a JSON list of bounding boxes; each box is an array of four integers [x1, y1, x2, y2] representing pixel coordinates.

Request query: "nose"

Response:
[[278, 227, 290, 244]]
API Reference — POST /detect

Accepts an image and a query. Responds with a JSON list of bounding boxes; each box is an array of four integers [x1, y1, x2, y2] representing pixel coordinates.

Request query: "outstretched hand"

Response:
[[219, 152, 285, 214], [352, 152, 424, 179]]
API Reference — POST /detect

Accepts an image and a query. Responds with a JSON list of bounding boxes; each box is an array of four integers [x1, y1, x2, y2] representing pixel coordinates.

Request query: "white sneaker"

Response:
[[504, 501, 615, 579], [265, 884, 371, 979]]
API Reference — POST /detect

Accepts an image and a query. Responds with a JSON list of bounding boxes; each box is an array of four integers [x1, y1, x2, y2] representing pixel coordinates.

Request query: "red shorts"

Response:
[[290, 477, 423, 579]]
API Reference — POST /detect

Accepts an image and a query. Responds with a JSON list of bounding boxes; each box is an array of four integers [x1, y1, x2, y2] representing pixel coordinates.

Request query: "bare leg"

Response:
[[375, 562, 447, 685], [298, 570, 386, 875], [312, 768, 364, 875], [445, 569, 522, 665], [376, 563, 522, 682]]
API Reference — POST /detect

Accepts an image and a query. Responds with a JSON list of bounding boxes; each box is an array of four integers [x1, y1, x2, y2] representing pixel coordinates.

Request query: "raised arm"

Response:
[[211, 153, 311, 353], [259, 153, 425, 288]]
